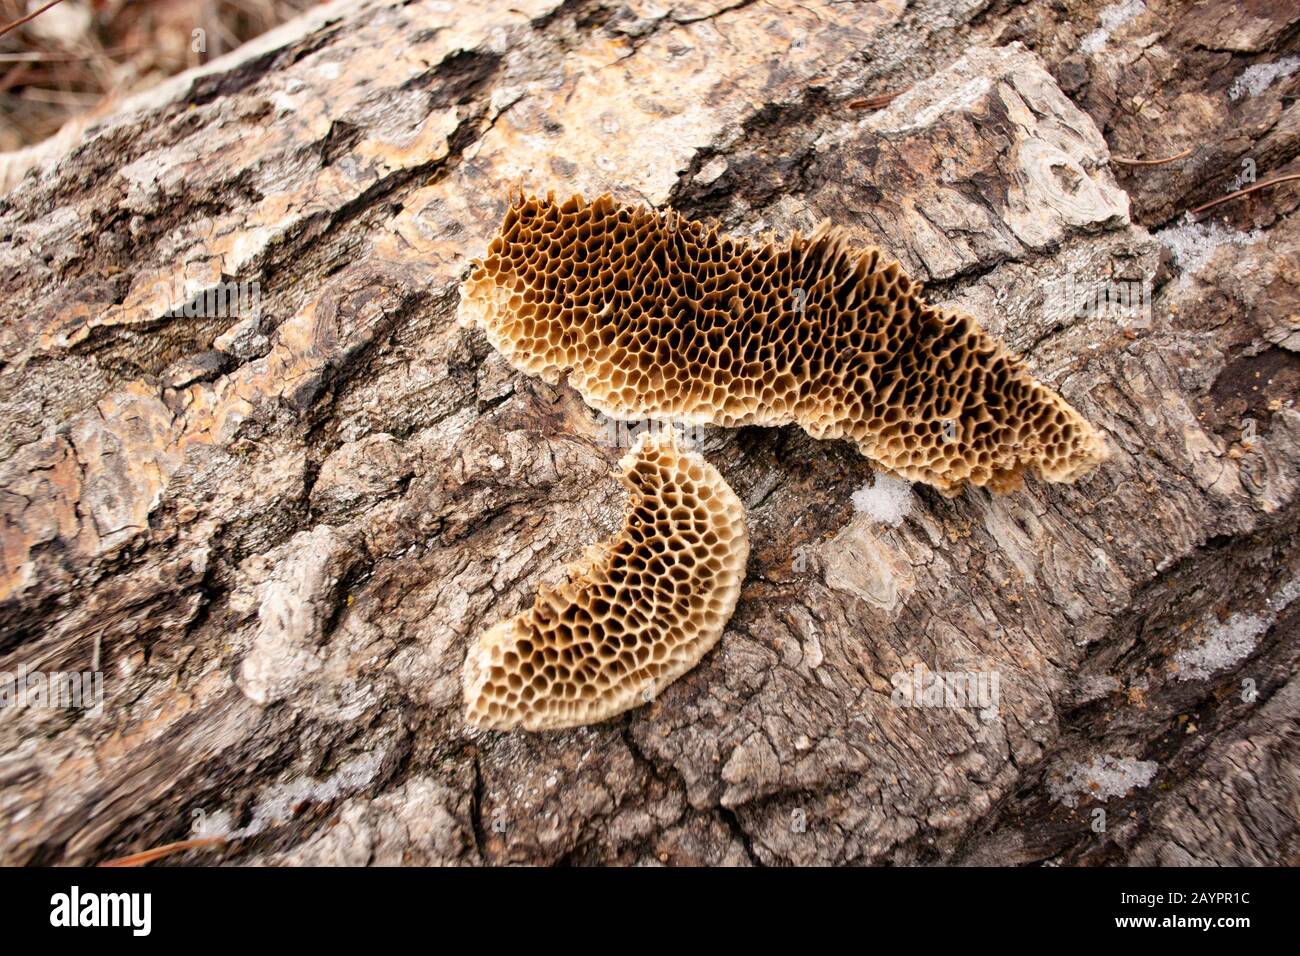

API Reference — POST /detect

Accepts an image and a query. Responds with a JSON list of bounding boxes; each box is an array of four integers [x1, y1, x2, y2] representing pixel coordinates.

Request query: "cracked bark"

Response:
[[0, 0, 1297, 866]]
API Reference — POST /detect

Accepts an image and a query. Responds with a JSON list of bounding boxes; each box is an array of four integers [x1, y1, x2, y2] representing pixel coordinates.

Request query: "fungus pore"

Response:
[[463, 429, 749, 731], [459, 192, 1108, 493]]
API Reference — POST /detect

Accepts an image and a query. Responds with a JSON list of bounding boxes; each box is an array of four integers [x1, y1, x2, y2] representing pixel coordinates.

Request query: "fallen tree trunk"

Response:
[[0, 0, 1297, 866]]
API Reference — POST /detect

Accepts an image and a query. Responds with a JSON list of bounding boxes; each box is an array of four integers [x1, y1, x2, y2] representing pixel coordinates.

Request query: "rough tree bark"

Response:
[[1, 0, 1297, 866]]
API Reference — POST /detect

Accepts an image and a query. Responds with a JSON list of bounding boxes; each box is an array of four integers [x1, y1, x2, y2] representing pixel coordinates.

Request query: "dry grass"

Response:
[[1, 0, 321, 151]]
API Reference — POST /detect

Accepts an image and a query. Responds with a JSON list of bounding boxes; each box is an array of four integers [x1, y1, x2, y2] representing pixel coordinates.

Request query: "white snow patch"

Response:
[[1155, 214, 1262, 286], [1080, 0, 1146, 54], [850, 474, 914, 527], [1173, 576, 1300, 681], [1049, 755, 1158, 808], [1228, 56, 1300, 101]]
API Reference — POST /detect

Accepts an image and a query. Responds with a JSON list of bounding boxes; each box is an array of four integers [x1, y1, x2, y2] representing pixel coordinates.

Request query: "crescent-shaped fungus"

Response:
[[458, 192, 1108, 494], [463, 429, 749, 731]]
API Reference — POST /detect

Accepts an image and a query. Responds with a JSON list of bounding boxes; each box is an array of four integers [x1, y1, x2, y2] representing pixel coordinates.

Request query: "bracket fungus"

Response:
[[459, 192, 1108, 494], [463, 429, 749, 731]]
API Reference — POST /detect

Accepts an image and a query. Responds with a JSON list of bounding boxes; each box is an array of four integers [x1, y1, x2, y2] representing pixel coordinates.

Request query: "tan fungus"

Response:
[[463, 429, 749, 731], [458, 192, 1108, 494]]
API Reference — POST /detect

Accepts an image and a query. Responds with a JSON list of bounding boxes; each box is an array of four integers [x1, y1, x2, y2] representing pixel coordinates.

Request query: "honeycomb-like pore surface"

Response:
[[459, 192, 1108, 494], [463, 430, 749, 731]]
